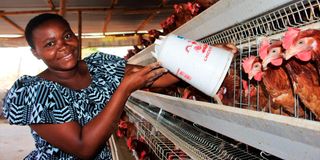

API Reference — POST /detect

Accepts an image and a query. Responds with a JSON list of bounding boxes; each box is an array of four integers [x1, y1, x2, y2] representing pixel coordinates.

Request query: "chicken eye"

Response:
[[298, 40, 304, 45], [271, 49, 276, 53], [254, 64, 259, 68]]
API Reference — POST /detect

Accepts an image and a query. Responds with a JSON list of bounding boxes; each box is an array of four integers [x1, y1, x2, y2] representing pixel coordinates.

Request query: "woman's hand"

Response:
[[121, 62, 168, 94], [213, 43, 238, 54]]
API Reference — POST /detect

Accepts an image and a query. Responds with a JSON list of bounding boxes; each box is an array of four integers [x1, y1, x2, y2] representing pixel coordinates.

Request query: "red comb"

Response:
[[140, 150, 147, 160], [187, 2, 193, 10], [258, 38, 270, 60], [116, 129, 123, 138], [174, 4, 182, 13], [282, 27, 301, 49], [242, 80, 248, 90], [127, 137, 133, 150], [119, 121, 127, 128], [242, 56, 256, 73], [138, 136, 145, 142]]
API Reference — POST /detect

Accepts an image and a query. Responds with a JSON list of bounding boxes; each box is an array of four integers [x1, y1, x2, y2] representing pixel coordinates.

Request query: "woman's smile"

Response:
[[58, 52, 74, 61]]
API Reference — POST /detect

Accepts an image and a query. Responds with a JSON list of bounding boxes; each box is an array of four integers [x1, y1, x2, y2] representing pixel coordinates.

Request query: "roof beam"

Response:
[[103, 0, 118, 35], [0, 7, 172, 15], [135, 12, 159, 32], [0, 15, 24, 33], [123, 7, 172, 14], [47, 0, 56, 10], [78, 11, 82, 59], [135, 2, 164, 32], [102, 12, 112, 35], [59, 0, 66, 17]]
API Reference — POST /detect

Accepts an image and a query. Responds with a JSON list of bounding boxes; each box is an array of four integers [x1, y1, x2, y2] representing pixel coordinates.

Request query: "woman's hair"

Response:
[[25, 13, 71, 49]]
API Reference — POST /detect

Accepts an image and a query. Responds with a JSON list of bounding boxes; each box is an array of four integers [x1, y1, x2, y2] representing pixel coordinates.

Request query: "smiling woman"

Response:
[[2, 13, 179, 160], [0, 46, 131, 103]]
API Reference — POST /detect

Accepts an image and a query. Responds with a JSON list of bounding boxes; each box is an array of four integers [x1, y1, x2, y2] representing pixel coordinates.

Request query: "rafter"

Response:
[[59, 0, 66, 16], [0, 15, 24, 33], [135, 1, 165, 33], [123, 7, 172, 14], [135, 12, 159, 32], [47, 0, 55, 10], [0, 7, 172, 15], [103, 0, 118, 35]]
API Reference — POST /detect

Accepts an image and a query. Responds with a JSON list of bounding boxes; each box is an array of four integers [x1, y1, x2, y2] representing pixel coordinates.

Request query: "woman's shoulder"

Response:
[[3, 75, 70, 125], [83, 51, 126, 65], [84, 51, 127, 75], [82, 52, 127, 91], [8, 75, 45, 91], [7, 75, 57, 92]]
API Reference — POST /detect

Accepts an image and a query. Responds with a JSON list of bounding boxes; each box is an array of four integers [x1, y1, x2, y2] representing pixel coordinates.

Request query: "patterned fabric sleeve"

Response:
[[85, 52, 127, 96], [3, 76, 75, 125]]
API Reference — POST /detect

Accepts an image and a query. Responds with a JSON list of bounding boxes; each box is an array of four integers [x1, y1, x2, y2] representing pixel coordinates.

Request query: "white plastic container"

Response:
[[153, 34, 234, 97]]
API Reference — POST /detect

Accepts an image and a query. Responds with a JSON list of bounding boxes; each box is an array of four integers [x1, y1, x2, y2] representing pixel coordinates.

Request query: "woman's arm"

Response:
[[30, 62, 167, 159], [125, 64, 180, 88], [29, 43, 237, 159], [125, 43, 238, 88]]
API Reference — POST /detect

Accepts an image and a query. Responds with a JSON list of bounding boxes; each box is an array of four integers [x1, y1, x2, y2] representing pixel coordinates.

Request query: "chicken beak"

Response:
[[248, 72, 254, 80], [262, 56, 272, 70], [284, 49, 295, 60], [262, 54, 283, 69]]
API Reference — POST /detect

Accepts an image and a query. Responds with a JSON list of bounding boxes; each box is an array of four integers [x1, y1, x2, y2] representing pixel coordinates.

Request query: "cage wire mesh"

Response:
[[198, 0, 320, 120], [200, 0, 320, 45], [123, 0, 320, 159], [125, 104, 192, 160], [126, 97, 271, 160]]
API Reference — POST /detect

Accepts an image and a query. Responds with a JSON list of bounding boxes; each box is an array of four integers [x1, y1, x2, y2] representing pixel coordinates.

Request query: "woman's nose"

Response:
[[57, 39, 67, 51]]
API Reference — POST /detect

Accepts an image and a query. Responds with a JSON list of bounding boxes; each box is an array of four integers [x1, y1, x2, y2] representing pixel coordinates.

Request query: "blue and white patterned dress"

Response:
[[3, 52, 127, 160]]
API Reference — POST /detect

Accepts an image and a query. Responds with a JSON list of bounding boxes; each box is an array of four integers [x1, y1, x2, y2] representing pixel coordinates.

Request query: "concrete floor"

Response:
[[0, 119, 134, 160], [0, 119, 34, 160]]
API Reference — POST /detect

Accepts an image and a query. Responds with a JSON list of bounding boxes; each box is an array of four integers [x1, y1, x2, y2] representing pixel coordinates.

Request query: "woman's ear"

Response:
[[31, 48, 40, 59]]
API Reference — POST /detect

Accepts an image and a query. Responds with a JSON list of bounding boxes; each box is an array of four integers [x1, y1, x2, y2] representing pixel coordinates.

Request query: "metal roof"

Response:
[[0, 0, 192, 47]]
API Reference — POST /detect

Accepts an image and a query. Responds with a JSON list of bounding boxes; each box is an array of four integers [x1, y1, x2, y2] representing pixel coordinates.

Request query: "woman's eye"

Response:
[[64, 33, 72, 40], [45, 41, 54, 47]]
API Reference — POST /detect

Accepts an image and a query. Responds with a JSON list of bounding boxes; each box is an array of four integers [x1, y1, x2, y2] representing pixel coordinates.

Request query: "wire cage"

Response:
[[125, 97, 280, 160], [194, 0, 320, 121], [124, 0, 320, 159], [200, 0, 320, 45]]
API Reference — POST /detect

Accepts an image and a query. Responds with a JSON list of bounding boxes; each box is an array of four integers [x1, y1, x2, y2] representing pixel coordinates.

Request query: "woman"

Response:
[[3, 13, 237, 159]]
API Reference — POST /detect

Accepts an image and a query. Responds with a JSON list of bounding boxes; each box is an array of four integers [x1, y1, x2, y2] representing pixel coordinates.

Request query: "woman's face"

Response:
[[31, 19, 79, 71]]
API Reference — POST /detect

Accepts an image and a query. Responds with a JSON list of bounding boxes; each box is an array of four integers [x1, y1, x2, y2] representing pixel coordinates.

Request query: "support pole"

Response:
[[78, 10, 82, 59], [59, 0, 66, 17]]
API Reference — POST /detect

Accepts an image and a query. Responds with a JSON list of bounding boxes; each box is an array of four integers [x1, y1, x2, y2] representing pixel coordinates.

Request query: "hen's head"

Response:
[[118, 120, 128, 129], [283, 27, 320, 61], [187, 2, 200, 15], [242, 56, 263, 81], [259, 38, 284, 69], [174, 4, 183, 13]]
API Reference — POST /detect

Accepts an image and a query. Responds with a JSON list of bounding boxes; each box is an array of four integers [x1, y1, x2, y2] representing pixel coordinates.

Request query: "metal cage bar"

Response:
[[199, 0, 320, 45], [126, 98, 264, 160]]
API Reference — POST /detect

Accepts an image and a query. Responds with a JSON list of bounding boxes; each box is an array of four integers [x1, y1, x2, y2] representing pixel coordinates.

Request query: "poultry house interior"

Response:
[[123, 0, 320, 159], [1, 0, 320, 160]]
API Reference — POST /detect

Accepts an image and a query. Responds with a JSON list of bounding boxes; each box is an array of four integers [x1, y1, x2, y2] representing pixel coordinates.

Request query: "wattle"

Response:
[[271, 58, 283, 66], [295, 50, 312, 61], [254, 72, 263, 81]]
